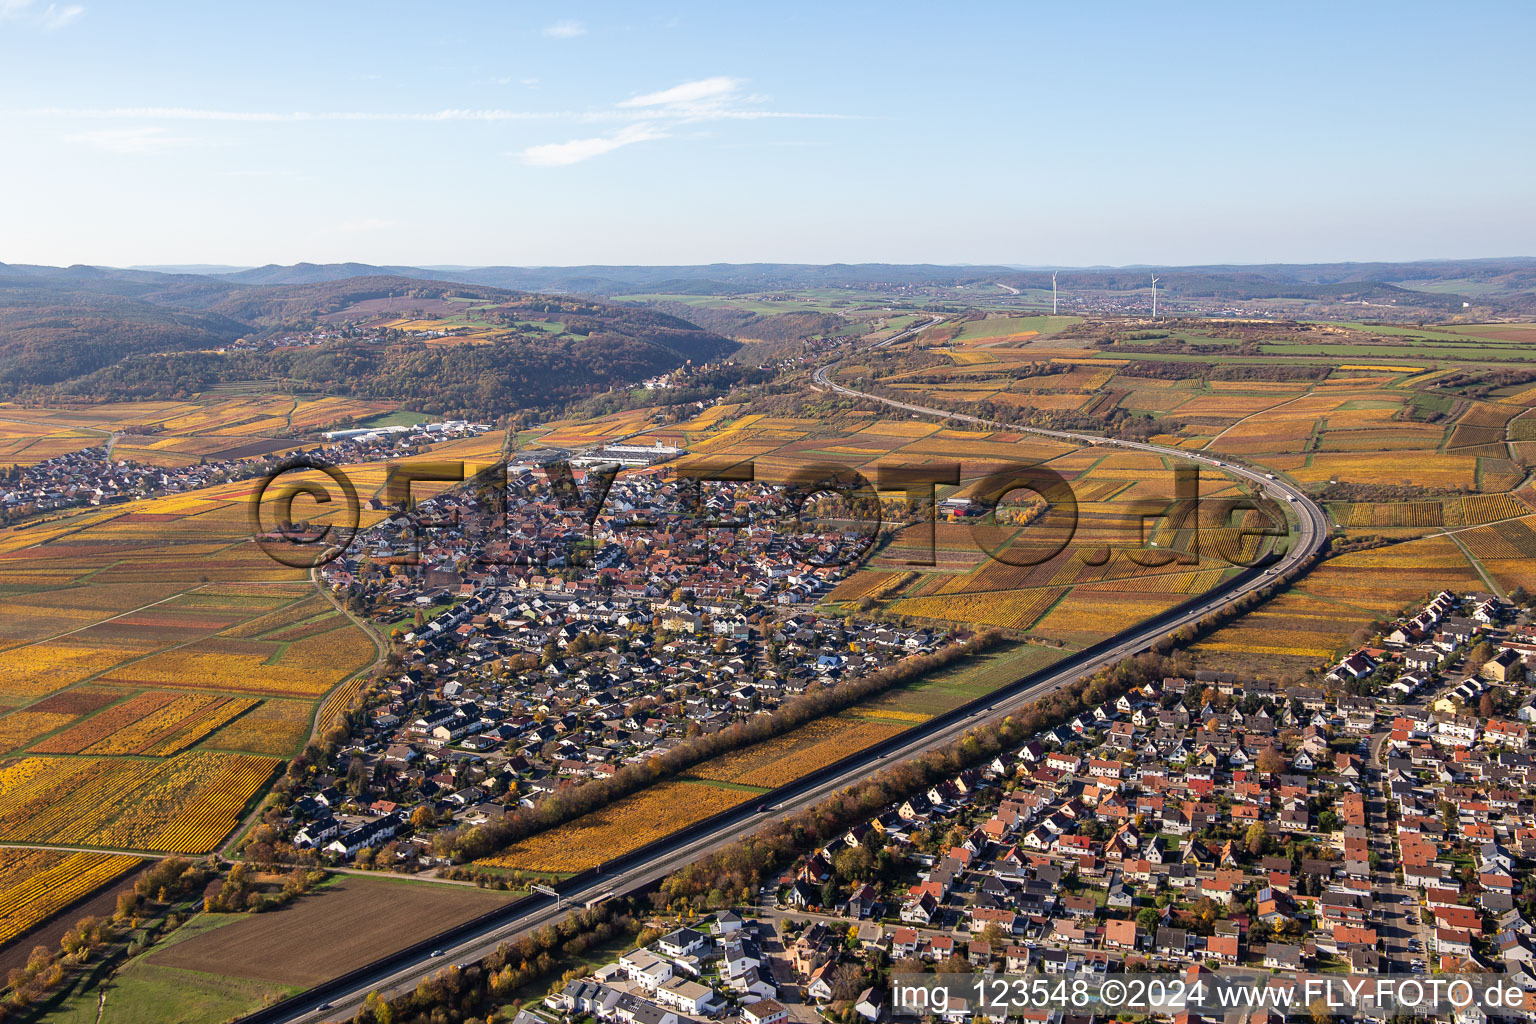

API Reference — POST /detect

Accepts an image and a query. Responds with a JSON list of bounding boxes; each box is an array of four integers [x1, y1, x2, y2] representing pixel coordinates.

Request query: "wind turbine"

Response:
[[1151, 273, 1160, 318], [1051, 272, 1058, 315]]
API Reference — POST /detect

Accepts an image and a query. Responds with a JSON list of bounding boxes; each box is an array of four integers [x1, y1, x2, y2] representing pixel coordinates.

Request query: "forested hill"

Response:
[[0, 266, 736, 419]]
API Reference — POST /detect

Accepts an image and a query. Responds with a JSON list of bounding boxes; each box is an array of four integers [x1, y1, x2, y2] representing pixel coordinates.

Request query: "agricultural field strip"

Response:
[[1203, 391, 1322, 446], [0, 849, 140, 946], [0, 592, 341, 722], [0, 584, 203, 655], [0, 484, 381, 867], [1444, 532, 1505, 598]]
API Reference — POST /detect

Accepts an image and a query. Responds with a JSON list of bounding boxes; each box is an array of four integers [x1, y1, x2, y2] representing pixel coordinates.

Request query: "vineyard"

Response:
[[222, 594, 332, 639], [32, 692, 262, 757], [477, 781, 751, 873], [1345, 501, 1445, 529], [1034, 589, 1186, 642], [0, 643, 142, 700], [0, 711, 74, 754], [1447, 402, 1518, 448], [1191, 534, 1484, 677], [887, 588, 1064, 631], [1344, 493, 1532, 530], [86, 694, 222, 755], [200, 698, 314, 756], [150, 754, 281, 852], [317, 667, 372, 734], [828, 570, 919, 603], [143, 697, 262, 756], [1453, 492, 1534, 525], [99, 629, 375, 697], [688, 716, 908, 789], [1291, 452, 1479, 490], [0, 851, 140, 947], [846, 707, 931, 724], [31, 692, 174, 754], [0, 752, 279, 852], [1459, 516, 1536, 562]]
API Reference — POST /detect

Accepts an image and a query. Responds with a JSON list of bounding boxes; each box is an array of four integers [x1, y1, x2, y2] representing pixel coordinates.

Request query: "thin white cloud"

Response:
[[64, 126, 191, 154], [521, 122, 667, 166], [10, 98, 853, 126], [543, 19, 585, 38], [39, 2, 82, 29], [20, 77, 855, 167], [618, 76, 741, 109], [1, 0, 84, 29]]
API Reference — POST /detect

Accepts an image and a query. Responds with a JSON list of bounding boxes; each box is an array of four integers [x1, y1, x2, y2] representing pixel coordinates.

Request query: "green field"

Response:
[[46, 959, 298, 1024], [357, 409, 432, 428], [1336, 399, 1400, 411], [954, 315, 1081, 341], [1258, 341, 1531, 360], [1335, 322, 1499, 342], [612, 291, 884, 315]]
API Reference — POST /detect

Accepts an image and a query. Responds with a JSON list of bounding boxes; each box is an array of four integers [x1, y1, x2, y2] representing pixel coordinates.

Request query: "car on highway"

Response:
[[430, 949, 444, 958]]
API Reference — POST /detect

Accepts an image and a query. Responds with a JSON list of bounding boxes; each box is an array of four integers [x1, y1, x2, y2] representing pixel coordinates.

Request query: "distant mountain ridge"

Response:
[[199, 261, 1018, 294], [113, 257, 1536, 312]]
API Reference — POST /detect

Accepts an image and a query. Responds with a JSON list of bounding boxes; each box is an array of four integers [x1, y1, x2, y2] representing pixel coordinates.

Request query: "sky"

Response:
[[2, 0, 1533, 268]]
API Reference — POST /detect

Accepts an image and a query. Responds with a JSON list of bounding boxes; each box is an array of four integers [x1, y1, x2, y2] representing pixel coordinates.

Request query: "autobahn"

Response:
[[810, 352, 1329, 569], [269, 332, 1329, 1024]]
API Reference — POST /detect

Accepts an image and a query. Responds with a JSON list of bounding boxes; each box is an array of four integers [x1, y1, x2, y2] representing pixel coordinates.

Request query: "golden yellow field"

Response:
[[1288, 452, 1479, 489], [0, 711, 74, 754], [532, 408, 657, 447], [0, 395, 397, 467], [0, 850, 140, 946], [1192, 534, 1484, 672], [687, 716, 908, 789], [477, 780, 751, 873], [845, 707, 931, 724], [0, 752, 278, 853], [98, 630, 374, 697], [0, 415, 400, 933], [200, 698, 313, 756], [1034, 589, 1185, 642], [888, 588, 1065, 631]]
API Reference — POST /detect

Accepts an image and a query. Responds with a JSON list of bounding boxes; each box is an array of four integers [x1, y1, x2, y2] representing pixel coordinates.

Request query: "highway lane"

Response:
[[278, 338, 1328, 1024], [809, 361, 1329, 558], [874, 315, 946, 348]]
